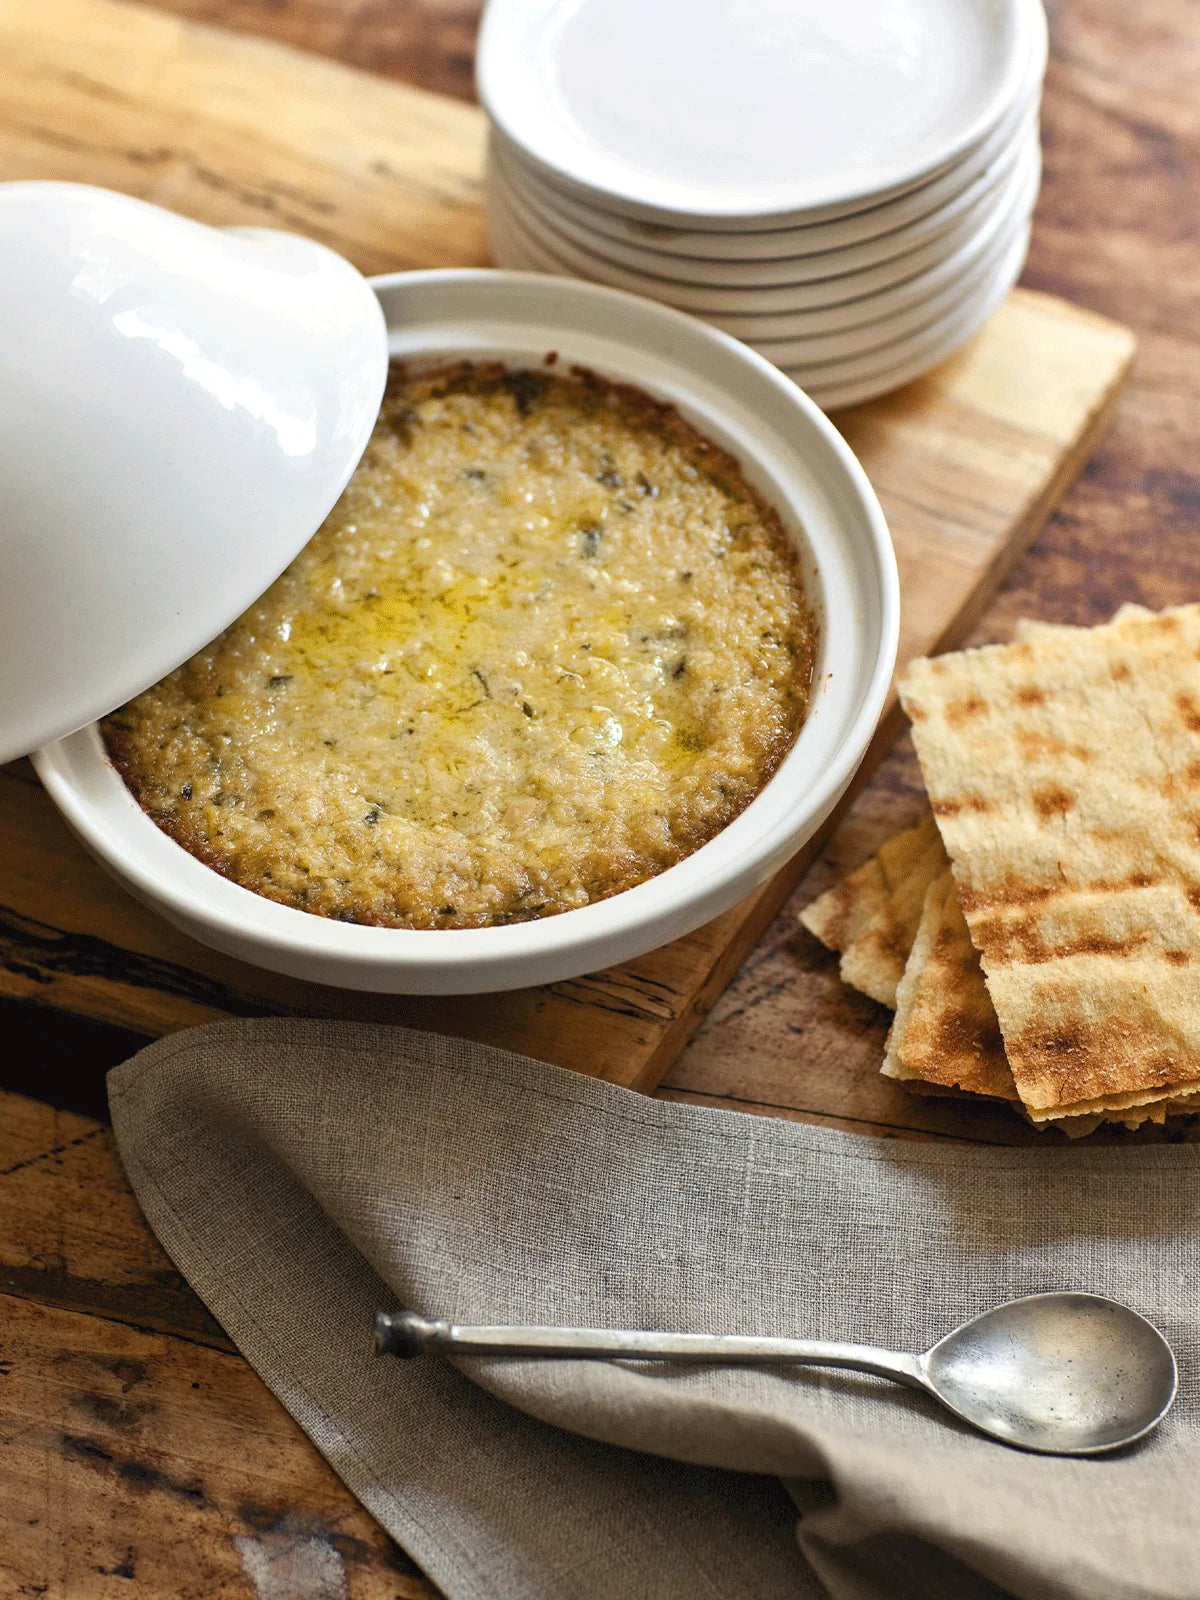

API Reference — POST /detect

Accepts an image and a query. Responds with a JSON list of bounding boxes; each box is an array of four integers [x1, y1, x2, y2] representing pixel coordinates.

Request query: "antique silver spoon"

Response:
[[376, 1291, 1177, 1455]]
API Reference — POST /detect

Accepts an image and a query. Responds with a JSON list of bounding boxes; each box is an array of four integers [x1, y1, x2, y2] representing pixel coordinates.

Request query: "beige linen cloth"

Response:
[[109, 1019, 1198, 1600]]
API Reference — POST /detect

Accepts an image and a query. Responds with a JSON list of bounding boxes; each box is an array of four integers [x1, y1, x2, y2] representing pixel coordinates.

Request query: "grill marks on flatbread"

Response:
[[884, 868, 1016, 1100], [801, 604, 1200, 1135], [809, 818, 1193, 1132], [900, 602, 1200, 1119], [884, 868, 1185, 1131], [799, 815, 927, 953]]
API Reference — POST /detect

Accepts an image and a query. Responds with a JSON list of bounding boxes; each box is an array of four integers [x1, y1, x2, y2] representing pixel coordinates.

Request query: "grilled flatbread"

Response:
[[884, 869, 1017, 1099], [799, 816, 928, 954], [896, 605, 1181, 1129], [883, 866, 1187, 1130], [800, 814, 947, 1006], [901, 603, 1200, 1118], [838, 823, 948, 1007]]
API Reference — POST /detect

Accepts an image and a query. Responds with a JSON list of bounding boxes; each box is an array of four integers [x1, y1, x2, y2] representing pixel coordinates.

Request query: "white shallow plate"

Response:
[[490, 29, 1044, 262], [798, 224, 1032, 409], [486, 139, 1040, 323], [35, 270, 898, 995], [492, 116, 1034, 289], [478, 0, 1038, 226], [711, 156, 1035, 341], [489, 205, 1034, 405]]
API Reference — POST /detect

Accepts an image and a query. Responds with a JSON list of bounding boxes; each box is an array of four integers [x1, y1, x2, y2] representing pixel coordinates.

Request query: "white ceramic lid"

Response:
[[0, 182, 388, 764], [478, 0, 1036, 226]]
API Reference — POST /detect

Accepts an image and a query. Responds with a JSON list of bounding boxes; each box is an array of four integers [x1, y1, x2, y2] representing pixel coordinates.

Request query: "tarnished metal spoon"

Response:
[[376, 1291, 1177, 1456]]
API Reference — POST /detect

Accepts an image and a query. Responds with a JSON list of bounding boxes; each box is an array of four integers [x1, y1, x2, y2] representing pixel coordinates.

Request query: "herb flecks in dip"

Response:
[[103, 362, 817, 928]]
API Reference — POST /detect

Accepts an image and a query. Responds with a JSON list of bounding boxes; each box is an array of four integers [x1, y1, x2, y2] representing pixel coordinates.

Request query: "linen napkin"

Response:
[[109, 1019, 1199, 1600]]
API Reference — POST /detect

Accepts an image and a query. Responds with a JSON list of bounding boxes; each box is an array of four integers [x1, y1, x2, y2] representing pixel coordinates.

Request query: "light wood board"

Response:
[[0, 0, 1136, 1090]]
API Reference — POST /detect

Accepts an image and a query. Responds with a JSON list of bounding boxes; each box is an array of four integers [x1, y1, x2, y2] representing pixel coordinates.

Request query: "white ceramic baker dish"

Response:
[[35, 269, 898, 994], [478, 0, 1037, 228]]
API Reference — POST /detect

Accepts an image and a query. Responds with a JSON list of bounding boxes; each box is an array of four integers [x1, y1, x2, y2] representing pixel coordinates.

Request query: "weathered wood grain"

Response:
[[0, 1087, 442, 1598], [136, 0, 483, 103], [0, 0, 1136, 1096], [0, 0, 488, 276], [0, 1296, 440, 1598], [0, 1091, 228, 1346]]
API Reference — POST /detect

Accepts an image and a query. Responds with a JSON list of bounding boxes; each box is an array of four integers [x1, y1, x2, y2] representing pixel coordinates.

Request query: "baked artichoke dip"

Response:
[[103, 361, 817, 929]]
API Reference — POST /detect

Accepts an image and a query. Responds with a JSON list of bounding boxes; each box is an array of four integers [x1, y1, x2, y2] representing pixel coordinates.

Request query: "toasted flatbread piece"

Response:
[[800, 814, 936, 954], [800, 814, 947, 1007], [1029, 1102, 1174, 1136], [875, 831, 1193, 1130], [838, 821, 948, 1007], [884, 869, 1018, 1099], [894, 1085, 1178, 1134], [901, 603, 1200, 1116], [885, 871, 952, 1080], [884, 856, 1193, 1123], [1023, 1080, 1200, 1123]]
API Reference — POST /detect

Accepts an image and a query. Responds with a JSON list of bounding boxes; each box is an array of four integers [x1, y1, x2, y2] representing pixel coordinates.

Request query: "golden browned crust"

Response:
[[104, 360, 817, 929]]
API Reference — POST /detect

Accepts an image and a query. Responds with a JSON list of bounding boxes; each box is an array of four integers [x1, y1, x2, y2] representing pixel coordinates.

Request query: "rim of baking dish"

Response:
[[34, 269, 899, 993]]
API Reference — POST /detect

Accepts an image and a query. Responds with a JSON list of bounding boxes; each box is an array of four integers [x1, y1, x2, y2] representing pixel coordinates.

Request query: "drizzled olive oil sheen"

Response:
[[104, 363, 816, 928]]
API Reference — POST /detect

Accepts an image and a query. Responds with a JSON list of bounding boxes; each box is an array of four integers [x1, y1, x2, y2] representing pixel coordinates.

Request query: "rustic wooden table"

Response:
[[3, 1, 1199, 1594]]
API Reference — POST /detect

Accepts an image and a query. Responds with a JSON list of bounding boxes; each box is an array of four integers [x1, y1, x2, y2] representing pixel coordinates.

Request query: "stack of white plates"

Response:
[[478, 0, 1047, 410]]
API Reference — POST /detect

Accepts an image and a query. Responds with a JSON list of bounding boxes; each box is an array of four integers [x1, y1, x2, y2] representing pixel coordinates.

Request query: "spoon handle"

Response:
[[375, 1311, 925, 1390]]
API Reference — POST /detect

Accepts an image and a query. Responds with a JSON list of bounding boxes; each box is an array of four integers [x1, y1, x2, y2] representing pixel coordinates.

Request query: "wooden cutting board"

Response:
[[0, 0, 1135, 1091]]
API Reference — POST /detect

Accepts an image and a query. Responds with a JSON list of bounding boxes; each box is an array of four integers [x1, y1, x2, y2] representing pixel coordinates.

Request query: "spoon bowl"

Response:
[[922, 1291, 1178, 1455]]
